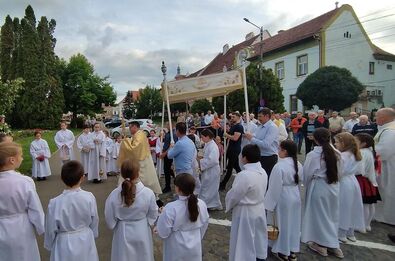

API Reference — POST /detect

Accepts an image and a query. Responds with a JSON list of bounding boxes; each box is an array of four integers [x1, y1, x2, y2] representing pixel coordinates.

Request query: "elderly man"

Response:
[[351, 115, 378, 136], [204, 110, 214, 126], [302, 112, 319, 154], [373, 108, 395, 242], [343, 112, 359, 132], [316, 110, 329, 128], [329, 111, 345, 142]]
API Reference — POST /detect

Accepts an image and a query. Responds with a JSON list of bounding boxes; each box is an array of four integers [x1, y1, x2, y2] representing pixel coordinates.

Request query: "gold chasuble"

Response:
[[118, 130, 162, 194]]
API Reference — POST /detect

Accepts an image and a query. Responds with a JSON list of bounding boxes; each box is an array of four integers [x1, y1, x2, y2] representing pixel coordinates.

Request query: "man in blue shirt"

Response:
[[167, 122, 196, 176], [245, 107, 279, 178], [159, 122, 178, 193]]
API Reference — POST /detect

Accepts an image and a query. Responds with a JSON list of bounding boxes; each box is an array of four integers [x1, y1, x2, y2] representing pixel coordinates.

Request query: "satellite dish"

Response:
[[236, 48, 251, 67]]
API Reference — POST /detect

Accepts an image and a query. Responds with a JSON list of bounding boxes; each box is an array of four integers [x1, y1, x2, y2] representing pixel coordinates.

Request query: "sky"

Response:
[[1, 0, 394, 99]]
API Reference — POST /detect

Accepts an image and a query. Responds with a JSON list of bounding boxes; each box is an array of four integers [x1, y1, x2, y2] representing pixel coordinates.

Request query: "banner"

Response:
[[162, 69, 243, 103]]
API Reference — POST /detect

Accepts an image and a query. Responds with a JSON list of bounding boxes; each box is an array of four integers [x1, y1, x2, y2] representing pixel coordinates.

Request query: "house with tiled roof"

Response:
[[190, 4, 395, 114]]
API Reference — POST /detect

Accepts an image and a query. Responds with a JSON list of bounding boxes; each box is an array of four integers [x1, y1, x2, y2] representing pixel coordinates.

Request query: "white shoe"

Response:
[[366, 226, 372, 232], [347, 236, 357, 242], [338, 237, 347, 243]]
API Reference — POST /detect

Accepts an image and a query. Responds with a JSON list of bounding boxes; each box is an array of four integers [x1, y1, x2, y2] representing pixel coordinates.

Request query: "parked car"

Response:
[[111, 119, 156, 138], [104, 118, 123, 129]]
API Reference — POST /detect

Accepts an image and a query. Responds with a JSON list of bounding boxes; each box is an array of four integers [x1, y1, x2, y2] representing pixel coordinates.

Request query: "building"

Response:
[[102, 90, 140, 118], [189, 4, 395, 114]]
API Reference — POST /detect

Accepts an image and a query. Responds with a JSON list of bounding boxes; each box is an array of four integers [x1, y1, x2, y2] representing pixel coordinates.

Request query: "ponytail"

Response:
[[292, 157, 299, 185], [279, 140, 299, 184], [174, 173, 199, 222], [120, 159, 140, 207]]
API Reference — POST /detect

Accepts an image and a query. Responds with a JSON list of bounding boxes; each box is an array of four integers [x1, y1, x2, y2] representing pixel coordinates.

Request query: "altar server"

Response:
[[54, 121, 75, 164], [103, 130, 114, 175], [88, 123, 107, 183], [30, 130, 52, 180], [108, 135, 121, 174], [77, 125, 91, 175], [44, 161, 99, 261]]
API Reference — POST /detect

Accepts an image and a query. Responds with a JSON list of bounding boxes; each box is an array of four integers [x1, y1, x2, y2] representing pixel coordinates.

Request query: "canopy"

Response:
[[161, 69, 243, 103]]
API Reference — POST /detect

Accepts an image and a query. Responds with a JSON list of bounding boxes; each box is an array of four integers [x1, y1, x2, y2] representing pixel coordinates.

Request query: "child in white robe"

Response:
[[45, 161, 99, 261], [30, 130, 52, 181], [103, 130, 114, 175], [108, 135, 121, 174], [77, 125, 91, 175], [198, 129, 222, 210], [355, 133, 380, 232], [334, 132, 366, 242], [156, 173, 209, 261], [225, 144, 268, 261], [155, 131, 164, 177], [87, 123, 107, 183], [0, 142, 45, 261], [301, 128, 344, 258], [105, 159, 158, 261], [54, 121, 75, 164], [265, 140, 303, 260]]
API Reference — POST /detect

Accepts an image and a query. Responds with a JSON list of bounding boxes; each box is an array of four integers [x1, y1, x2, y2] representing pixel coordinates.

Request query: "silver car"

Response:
[[110, 119, 156, 138]]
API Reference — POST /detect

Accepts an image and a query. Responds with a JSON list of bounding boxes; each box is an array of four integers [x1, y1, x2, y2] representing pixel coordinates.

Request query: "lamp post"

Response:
[[243, 18, 264, 101]]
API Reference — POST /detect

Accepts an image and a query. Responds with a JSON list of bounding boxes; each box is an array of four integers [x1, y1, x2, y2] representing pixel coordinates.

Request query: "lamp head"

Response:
[[243, 18, 249, 22], [161, 61, 167, 74]]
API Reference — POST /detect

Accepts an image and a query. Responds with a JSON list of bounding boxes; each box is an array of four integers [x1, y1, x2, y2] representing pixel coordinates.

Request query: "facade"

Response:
[[102, 90, 140, 118], [189, 4, 395, 114]]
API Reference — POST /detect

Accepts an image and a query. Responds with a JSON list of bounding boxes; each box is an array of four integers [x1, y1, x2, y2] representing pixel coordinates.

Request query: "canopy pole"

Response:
[[223, 94, 227, 174], [242, 62, 250, 125], [186, 101, 189, 133], [161, 61, 174, 144], [157, 101, 166, 177]]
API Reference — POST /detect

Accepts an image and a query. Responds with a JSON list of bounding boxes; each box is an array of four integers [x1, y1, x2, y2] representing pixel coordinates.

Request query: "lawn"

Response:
[[13, 129, 81, 175]]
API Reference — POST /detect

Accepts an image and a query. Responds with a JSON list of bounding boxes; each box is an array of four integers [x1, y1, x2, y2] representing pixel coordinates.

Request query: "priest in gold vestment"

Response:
[[117, 121, 162, 194]]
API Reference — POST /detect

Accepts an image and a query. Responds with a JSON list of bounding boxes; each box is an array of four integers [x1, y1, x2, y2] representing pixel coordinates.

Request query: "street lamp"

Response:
[[243, 18, 264, 101]]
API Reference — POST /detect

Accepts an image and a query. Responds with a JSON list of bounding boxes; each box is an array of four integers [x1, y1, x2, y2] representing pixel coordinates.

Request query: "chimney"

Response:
[[335, 1, 339, 8], [278, 30, 285, 34], [245, 32, 255, 41], [223, 44, 229, 54]]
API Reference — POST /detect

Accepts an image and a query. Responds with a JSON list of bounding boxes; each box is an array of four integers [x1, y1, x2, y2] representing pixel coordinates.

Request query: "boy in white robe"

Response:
[[238, 121, 257, 169], [103, 130, 114, 175], [105, 159, 158, 261], [0, 142, 45, 261], [156, 174, 209, 261], [265, 140, 303, 260], [198, 129, 222, 210], [45, 161, 99, 261], [54, 121, 75, 164], [87, 123, 107, 183], [76, 125, 91, 175], [108, 135, 121, 174], [30, 130, 52, 180], [225, 144, 268, 261]]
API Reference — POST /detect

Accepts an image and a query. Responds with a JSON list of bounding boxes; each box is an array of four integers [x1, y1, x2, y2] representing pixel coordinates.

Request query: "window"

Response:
[[369, 62, 375, 75], [275, 61, 285, 80], [387, 64, 393, 70], [297, 55, 308, 76], [290, 95, 298, 113]]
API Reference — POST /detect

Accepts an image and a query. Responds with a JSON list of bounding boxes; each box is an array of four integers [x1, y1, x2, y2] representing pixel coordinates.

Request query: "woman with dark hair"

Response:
[[104, 159, 158, 261], [198, 129, 222, 210], [264, 140, 303, 261], [301, 128, 344, 259], [156, 173, 209, 261], [225, 144, 268, 261]]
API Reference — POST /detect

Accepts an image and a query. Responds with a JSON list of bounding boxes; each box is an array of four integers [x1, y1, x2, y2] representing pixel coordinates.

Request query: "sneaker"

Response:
[[338, 237, 347, 243], [289, 252, 297, 261], [328, 248, 344, 259], [366, 226, 372, 232], [347, 236, 357, 242], [272, 252, 289, 260], [307, 242, 328, 257]]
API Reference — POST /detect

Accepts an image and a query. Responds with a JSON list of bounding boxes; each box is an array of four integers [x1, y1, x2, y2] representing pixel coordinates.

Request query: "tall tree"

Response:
[[0, 15, 14, 82], [122, 91, 136, 119], [190, 99, 212, 114], [135, 85, 162, 118], [296, 66, 364, 111], [0, 78, 24, 115]]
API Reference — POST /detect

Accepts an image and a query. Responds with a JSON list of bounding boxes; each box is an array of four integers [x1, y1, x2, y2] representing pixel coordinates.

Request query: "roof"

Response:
[[117, 90, 140, 105], [373, 45, 395, 62]]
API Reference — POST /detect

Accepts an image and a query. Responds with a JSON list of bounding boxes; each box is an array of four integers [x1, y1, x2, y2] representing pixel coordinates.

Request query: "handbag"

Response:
[[267, 212, 279, 240]]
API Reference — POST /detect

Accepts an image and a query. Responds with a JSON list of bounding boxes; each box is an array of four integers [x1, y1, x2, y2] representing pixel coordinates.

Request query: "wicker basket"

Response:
[[267, 213, 279, 240]]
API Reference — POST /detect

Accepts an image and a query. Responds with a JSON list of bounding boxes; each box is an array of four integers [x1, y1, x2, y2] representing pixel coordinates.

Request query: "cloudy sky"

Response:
[[1, 0, 394, 99]]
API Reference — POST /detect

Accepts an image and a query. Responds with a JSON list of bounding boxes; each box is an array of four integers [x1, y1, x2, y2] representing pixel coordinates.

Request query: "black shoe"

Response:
[[388, 234, 395, 243], [156, 199, 164, 208], [42, 177, 47, 180], [219, 183, 226, 191], [162, 187, 171, 193], [36, 177, 42, 181], [93, 179, 102, 184]]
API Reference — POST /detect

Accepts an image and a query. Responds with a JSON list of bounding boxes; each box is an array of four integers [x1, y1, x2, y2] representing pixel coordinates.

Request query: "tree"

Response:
[[190, 99, 212, 114], [135, 85, 162, 118], [296, 66, 365, 111], [212, 86, 258, 114], [0, 15, 14, 82], [122, 91, 136, 119], [0, 78, 24, 115]]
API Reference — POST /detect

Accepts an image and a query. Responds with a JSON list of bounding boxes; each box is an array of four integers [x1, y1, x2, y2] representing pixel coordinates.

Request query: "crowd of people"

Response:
[[0, 107, 394, 261]]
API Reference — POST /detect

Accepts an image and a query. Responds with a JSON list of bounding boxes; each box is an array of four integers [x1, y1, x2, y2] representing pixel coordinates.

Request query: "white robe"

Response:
[[54, 129, 75, 163], [338, 151, 365, 231], [264, 157, 303, 256], [105, 182, 158, 261], [30, 138, 52, 178], [77, 133, 92, 174], [239, 122, 257, 169], [87, 131, 107, 181], [108, 142, 121, 173], [157, 196, 209, 261], [192, 148, 201, 195], [225, 162, 268, 261], [198, 139, 222, 209], [155, 139, 164, 176], [44, 188, 99, 261], [0, 170, 45, 261], [360, 148, 378, 186], [278, 123, 288, 142], [301, 146, 341, 249], [104, 137, 114, 173], [375, 121, 395, 225]]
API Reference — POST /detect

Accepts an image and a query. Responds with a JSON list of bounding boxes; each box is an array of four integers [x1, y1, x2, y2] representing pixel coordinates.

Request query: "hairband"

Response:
[[125, 178, 131, 181]]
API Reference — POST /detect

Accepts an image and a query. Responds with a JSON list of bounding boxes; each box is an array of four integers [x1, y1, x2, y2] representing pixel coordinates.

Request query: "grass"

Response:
[[13, 129, 81, 175]]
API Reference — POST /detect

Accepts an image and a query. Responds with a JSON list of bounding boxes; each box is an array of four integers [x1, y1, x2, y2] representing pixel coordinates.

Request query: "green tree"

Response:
[[0, 78, 24, 115], [190, 99, 212, 114], [296, 66, 365, 111], [122, 91, 136, 119], [212, 86, 258, 114], [135, 85, 162, 118], [0, 15, 14, 82]]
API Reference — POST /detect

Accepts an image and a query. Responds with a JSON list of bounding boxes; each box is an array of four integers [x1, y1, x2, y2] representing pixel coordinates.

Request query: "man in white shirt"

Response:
[[204, 110, 214, 126], [343, 112, 359, 132]]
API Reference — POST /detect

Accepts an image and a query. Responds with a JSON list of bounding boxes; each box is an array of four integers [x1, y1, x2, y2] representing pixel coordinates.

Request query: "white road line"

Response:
[[209, 218, 395, 253]]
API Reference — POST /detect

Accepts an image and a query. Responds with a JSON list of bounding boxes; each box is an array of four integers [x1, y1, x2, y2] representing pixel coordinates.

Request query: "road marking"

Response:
[[209, 218, 395, 253]]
